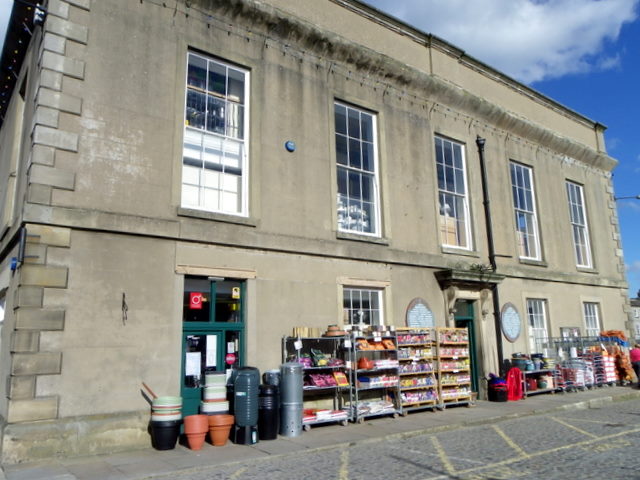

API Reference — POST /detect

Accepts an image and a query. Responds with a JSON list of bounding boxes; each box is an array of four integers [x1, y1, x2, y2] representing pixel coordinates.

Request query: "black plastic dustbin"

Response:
[[488, 384, 508, 402], [258, 384, 279, 440]]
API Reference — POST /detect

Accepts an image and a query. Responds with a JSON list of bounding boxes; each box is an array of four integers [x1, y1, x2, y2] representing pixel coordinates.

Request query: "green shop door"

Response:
[[454, 300, 479, 393], [181, 277, 246, 417]]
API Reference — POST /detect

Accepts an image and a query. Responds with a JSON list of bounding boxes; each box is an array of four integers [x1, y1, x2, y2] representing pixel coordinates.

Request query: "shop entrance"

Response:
[[454, 300, 479, 393], [181, 276, 245, 416]]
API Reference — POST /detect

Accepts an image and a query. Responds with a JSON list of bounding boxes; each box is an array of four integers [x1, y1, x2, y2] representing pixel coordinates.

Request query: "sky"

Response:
[[0, 1, 639, 296]]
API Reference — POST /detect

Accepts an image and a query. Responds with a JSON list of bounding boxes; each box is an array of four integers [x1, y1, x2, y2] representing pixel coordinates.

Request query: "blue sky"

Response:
[[1, 1, 639, 297]]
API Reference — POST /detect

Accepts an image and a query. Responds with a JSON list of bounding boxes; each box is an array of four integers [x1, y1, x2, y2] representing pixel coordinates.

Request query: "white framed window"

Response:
[[182, 52, 249, 216], [436, 136, 471, 249], [527, 298, 549, 353], [566, 181, 592, 268], [583, 302, 601, 337], [335, 102, 380, 236], [343, 287, 383, 325], [510, 162, 541, 260]]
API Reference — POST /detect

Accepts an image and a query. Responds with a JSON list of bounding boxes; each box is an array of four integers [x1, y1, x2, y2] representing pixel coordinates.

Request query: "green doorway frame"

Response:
[[181, 277, 246, 417], [454, 300, 479, 393]]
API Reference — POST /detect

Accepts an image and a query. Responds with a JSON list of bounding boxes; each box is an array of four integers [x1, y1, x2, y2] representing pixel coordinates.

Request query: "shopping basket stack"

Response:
[[561, 358, 587, 391]]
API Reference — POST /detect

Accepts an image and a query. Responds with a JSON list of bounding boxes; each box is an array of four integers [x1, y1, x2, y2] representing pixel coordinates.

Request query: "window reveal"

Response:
[[182, 53, 249, 216], [335, 103, 380, 236], [510, 162, 541, 260], [566, 181, 593, 268], [435, 136, 471, 249]]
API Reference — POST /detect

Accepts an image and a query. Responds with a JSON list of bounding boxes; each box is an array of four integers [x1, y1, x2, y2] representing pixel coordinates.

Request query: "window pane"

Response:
[[362, 141, 374, 172], [361, 113, 373, 142], [186, 90, 206, 129], [208, 61, 226, 96], [206, 95, 226, 135], [227, 103, 244, 139], [337, 168, 348, 196], [348, 138, 362, 169], [227, 68, 245, 104], [348, 171, 362, 199], [336, 134, 348, 165], [347, 109, 360, 139], [335, 105, 347, 135], [187, 55, 207, 89]]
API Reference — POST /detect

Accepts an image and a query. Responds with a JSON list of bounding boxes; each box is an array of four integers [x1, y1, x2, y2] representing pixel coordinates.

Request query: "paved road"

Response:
[[143, 398, 640, 480]]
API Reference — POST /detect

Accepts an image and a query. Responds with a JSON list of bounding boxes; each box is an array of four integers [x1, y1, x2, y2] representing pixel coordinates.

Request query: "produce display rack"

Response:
[[349, 333, 401, 422], [436, 327, 472, 408], [395, 327, 439, 414], [282, 336, 352, 429]]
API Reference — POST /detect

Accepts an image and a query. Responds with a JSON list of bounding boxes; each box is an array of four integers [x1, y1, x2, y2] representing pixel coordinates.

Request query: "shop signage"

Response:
[[189, 292, 203, 309]]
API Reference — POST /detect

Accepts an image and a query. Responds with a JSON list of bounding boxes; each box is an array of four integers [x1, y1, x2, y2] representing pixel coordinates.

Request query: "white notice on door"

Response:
[[227, 342, 235, 354], [185, 352, 201, 376], [206, 335, 217, 367]]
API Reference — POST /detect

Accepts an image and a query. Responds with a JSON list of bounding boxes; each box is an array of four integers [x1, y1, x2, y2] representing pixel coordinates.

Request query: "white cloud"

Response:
[[365, 0, 639, 83], [628, 261, 640, 273]]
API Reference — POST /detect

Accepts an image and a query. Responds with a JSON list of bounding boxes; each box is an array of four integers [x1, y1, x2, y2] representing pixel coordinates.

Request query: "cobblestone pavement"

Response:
[[143, 398, 640, 480]]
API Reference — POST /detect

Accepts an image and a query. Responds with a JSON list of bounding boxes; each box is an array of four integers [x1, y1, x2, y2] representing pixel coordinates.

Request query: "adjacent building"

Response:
[[0, 0, 632, 463]]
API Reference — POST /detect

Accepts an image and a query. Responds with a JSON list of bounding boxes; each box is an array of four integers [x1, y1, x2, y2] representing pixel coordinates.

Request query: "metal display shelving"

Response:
[[522, 369, 557, 397], [349, 334, 401, 422], [282, 336, 352, 429]]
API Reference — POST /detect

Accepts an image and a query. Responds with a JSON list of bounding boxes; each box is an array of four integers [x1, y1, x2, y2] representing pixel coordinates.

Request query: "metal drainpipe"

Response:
[[476, 136, 505, 374]]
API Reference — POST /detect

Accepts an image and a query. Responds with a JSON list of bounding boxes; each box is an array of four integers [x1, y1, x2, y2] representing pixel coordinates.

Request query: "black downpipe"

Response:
[[475, 136, 505, 374]]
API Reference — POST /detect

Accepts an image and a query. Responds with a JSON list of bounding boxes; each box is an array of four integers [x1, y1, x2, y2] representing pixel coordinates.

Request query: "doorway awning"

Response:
[[435, 268, 505, 290]]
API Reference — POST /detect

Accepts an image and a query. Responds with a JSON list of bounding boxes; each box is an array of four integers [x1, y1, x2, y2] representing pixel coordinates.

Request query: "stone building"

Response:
[[0, 0, 631, 463]]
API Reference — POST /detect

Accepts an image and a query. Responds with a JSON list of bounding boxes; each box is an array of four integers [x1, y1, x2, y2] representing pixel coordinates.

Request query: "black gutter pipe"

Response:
[[476, 136, 505, 374]]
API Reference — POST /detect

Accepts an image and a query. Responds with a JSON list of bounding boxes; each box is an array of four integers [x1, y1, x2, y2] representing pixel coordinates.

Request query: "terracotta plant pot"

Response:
[[208, 414, 234, 427], [209, 424, 233, 446], [183, 414, 209, 434], [186, 432, 207, 451], [208, 414, 234, 446]]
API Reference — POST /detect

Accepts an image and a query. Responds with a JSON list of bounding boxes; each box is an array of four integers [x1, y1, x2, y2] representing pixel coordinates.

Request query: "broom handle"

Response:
[[142, 382, 157, 399]]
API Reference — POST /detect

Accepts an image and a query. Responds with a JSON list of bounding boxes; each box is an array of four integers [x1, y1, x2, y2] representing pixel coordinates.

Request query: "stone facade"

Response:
[[0, 0, 630, 464]]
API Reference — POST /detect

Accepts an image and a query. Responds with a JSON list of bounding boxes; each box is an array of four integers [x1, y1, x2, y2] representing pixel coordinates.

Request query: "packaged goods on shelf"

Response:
[[373, 359, 399, 369], [356, 375, 399, 389], [401, 390, 438, 404], [399, 362, 433, 374]]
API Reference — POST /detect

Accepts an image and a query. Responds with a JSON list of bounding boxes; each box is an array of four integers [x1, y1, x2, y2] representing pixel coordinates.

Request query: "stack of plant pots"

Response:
[[150, 396, 182, 450], [200, 372, 230, 415], [201, 372, 234, 446], [183, 414, 209, 450]]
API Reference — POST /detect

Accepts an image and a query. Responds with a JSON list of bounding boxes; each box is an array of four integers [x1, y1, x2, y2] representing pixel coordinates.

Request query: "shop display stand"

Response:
[[349, 332, 401, 423], [395, 327, 438, 414], [282, 336, 351, 429], [436, 328, 472, 408], [522, 369, 557, 397], [582, 353, 617, 386]]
